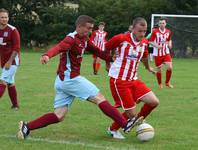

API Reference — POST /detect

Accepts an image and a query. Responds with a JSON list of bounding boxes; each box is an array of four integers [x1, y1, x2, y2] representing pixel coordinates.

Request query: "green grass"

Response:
[[0, 51, 197, 150]]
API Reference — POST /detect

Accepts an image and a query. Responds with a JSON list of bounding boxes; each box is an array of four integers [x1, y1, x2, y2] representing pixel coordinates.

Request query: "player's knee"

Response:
[[153, 98, 159, 107], [150, 97, 159, 107], [0, 80, 7, 85], [54, 108, 68, 122], [89, 92, 106, 105]]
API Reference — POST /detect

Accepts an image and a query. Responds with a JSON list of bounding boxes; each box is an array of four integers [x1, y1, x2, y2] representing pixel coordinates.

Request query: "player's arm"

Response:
[[86, 40, 112, 62], [40, 36, 74, 64], [167, 40, 172, 49], [167, 31, 172, 49], [89, 31, 96, 43], [148, 30, 162, 49], [86, 34, 123, 62], [4, 29, 20, 70], [149, 42, 162, 49], [141, 49, 156, 74]]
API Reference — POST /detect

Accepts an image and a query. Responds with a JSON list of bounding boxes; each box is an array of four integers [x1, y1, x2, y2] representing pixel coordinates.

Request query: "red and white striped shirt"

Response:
[[149, 28, 172, 56], [106, 33, 148, 81], [90, 30, 107, 51]]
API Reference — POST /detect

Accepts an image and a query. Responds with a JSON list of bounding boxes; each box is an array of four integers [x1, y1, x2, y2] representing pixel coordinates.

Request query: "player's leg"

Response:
[[0, 65, 19, 108], [164, 55, 173, 88], [148, 47, 153, 61], [92, 55, 97, 75], [8, 84, 19, 109], [137, 92, 159, 119], [95, 57, 101, 75], [131, 79, 159, 119], [69, 76, 128, 130], [105, 61, 111, 72], [17, 76, 73, 139], [17, 107, 68, 140], [88, 92, 128, 129], [0, 80, 6, 98], [108, 79, 144, 134], [154, 56, 163, 88]]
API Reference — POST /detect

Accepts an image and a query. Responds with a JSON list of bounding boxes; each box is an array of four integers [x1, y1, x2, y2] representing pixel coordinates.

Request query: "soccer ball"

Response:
[[136, 123, 154, 142]]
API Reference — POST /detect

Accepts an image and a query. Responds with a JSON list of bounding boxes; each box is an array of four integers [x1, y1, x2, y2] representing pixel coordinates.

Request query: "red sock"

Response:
[[8, 85, 19, 107], [93, 62, 96, 73], [98, 101, 127, 128], [137, 104, 157, 119], [165, 70, 172, 83], [0, 84, 6, 97], [27, 113, 59, 130], [110, 112, 128, 131], [96, 63, 101, 72], [156, 72, 162, 85]]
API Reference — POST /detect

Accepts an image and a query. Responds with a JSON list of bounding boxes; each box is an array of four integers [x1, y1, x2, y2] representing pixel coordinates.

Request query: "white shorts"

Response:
[[54, 75, 99, 109], [0, 65, 18, 84]]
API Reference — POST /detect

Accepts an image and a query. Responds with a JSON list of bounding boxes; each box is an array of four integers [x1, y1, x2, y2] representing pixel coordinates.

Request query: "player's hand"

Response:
[[157, 45, 163, 49], [148, 67, 157, 74], [40, 55, 49, 64], [4, 61, 12, 70], [168, 44, 172, 49]]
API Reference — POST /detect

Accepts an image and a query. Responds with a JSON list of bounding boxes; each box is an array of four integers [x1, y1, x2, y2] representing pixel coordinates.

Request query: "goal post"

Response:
[[151, 14, 198, 57]]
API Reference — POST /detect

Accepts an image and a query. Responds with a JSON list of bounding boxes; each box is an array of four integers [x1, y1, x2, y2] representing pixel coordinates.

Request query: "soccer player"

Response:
[[149, 17, 173, 88], [17, 15, 135, 140], [0, 8, 20, 110], [90, 22, 108, 74], [105, 17, 159, 139]]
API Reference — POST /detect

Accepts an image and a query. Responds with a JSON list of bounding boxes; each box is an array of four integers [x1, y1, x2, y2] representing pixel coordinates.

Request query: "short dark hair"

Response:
[[98, 22, 105, 26], [0, 8, 9, 15], [75, 15, 94, 26], [132, 17, 147, 27], [159, 17, 167, 22]]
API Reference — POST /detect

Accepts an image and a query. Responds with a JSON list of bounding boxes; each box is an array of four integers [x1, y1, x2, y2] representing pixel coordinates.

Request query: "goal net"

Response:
[[151, 14, 198, 58]]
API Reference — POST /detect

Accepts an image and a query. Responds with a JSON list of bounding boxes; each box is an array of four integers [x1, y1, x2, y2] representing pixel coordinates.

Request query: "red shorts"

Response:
[[154, 54, 172, 67], [110, 78, 151, 110]]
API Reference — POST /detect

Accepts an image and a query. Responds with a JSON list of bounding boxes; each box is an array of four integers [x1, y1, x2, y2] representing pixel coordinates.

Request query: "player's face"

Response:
[[133, 23, 147, 41], [0, 12, 9, 27], [159, 20, 166, 30], [78, 22, 94, 38], [98, 25, 105, 31]]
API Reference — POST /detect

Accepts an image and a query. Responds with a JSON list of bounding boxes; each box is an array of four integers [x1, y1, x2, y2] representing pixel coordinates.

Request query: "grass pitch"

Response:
[[0, 51, 197, 150]]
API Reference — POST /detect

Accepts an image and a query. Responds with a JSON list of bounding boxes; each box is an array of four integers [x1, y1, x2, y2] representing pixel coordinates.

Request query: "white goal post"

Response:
[[151, 14, 198, 31]]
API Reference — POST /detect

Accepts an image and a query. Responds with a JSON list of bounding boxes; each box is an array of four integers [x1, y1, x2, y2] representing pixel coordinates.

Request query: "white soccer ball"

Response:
[[136, 123, 154, 142]]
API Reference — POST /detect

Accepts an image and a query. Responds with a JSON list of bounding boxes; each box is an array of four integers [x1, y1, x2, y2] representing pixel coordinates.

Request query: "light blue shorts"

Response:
[[0, 65, 18, 84], [54, 75, 99, 108]]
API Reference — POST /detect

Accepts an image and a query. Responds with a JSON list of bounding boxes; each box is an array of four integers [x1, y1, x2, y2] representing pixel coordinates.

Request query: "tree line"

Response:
[[0, 0, 197, 57]]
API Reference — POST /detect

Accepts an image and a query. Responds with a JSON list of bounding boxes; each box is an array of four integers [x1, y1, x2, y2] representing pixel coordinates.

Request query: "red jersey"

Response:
[[90, 30, 107, 51], [0, 24, 20, 67], [106, 33, 148, 81], [44, 31, 112, 80], [149, 28, 172, 56]]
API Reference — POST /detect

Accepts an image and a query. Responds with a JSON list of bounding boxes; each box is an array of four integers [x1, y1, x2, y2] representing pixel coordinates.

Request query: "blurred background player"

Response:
[[146, 25, 158, 61], [90, 22, 108, 74], [149, 17, 173, 89], [0, 8, 20, 110], [17, 15, 134, 140], [105, 17, 159, 139]]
